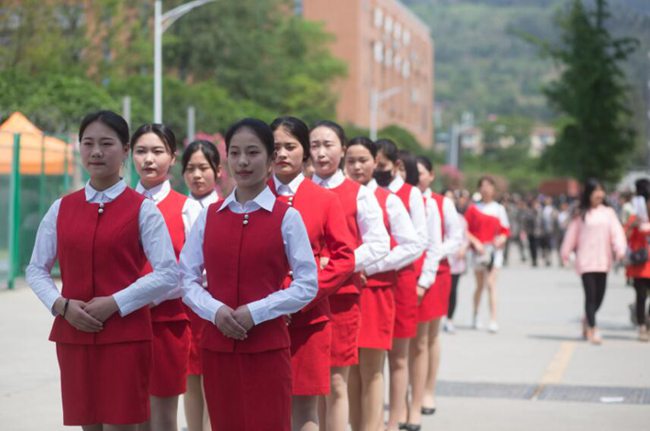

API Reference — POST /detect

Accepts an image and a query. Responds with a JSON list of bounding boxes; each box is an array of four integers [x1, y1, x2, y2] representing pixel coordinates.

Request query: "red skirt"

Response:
[[358, 285, 395, 350], [56, 341, 151, 426], [202, 348, 291, 431], [289, 321, 331, 395], [186, 305, 205, 375], [419, 267, 452, 322], [329, 293, 361, 367], [393, 266, 418, 339], [150, 320, 191, 397]]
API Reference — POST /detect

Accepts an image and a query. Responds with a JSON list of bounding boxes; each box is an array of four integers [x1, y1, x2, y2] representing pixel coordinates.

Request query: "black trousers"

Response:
[[447, 274, 461, 320], [528, 235, 539, 266], [581, 272, 607, 328], [633, 278, 650, 326]]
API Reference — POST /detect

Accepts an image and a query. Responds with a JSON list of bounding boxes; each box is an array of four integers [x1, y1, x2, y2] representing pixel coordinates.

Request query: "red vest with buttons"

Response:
[[201, 200, 291, 353], [366, 187, 398, 288], [393, 182, 417, 276], [430, 192, 450, 273], [269, 178, 356, 327], [140, 189, 188, 322], [50, 188, 152, 345], [329, 178, 363, 295]]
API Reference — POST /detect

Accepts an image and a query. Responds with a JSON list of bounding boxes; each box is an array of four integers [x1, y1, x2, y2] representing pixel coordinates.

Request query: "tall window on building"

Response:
[[374, 40, 384, 64], [374, 7, 383, 28], [294, 0, 303, 16]]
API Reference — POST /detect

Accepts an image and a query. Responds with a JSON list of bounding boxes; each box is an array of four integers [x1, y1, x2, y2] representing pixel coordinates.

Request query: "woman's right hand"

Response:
[[60, 299, 103, 333]]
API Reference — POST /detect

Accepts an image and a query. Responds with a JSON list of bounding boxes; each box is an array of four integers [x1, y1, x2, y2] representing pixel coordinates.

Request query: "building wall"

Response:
[[302, 0, 434, 148]]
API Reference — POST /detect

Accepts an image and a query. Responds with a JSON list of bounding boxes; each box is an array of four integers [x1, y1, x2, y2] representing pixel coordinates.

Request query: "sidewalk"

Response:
[[1, 262, 648, 430]]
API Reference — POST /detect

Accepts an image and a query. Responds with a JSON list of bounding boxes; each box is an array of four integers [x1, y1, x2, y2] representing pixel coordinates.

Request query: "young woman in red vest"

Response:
[[269, 116, 356, 431], [130, 124, 202, 431], [406, 167, 464, 431], [373, 140, 427, 431], [180, 118, 318, 431], [309, 121, 390, 431], [181, 139, 222, 431], [26, 110, 179, 430], [345, 137, 420, 431], [464, 176, 511, 333]]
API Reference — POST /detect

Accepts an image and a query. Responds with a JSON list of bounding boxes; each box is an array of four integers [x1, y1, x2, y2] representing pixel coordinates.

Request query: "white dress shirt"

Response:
[[180, 186, 318, 326], [417, 198, 443, 288], [363, 180, 420, 275], [312, 170, 390, 272], [438, 196, 464, 260], [273, 173, 305, 196], [190, 189, 219, 209], [26, 180, 179, 316], [136, 180, 202, 304], [388, 176, 428, 254]]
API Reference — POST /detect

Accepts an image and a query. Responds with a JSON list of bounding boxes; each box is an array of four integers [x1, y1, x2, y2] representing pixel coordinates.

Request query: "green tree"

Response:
[[526, 0, 638, 183]]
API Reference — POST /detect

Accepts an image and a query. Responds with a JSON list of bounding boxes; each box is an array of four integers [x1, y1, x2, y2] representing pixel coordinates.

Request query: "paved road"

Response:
[[1, 262, 648, 430]]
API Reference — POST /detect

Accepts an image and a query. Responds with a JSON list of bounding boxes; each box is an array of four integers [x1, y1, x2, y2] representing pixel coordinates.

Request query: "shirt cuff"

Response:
[[112, 290, 135, 317], [418, 273, 436, 290], [246, 299, 268, 325], [45, 293, 62, 316]]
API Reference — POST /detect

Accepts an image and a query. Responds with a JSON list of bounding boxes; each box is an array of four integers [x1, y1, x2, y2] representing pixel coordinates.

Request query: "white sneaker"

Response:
[[471, 315, 482, 330], [488, 321, 499, 333], [444, 320, 456, 334]]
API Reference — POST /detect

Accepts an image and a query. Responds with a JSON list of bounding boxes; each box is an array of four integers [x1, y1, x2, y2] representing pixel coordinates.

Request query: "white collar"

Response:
[[135, 180, 171, 203], [191, 190, 219, 208], [313, 169, 345, 189], [84, 179, 127, 202], [218, 185, 276, 212], [366, 179, 378, 192], [273, 173, 305, 195], [388, 175, 405, 193], [422, 188, 432, 198]]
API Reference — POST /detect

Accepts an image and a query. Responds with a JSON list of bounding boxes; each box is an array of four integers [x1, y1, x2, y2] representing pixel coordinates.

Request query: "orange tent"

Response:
[[0, 112, 74, 175]]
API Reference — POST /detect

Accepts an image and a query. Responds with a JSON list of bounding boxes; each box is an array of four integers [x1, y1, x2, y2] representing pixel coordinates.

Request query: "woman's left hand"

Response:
[[84, 296, 119, 323]]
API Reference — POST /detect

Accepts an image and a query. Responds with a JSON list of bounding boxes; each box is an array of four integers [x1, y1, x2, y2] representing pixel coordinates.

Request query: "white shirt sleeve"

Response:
[[418, 198, 443, 288], [180, 208, 225, 324], [152, 197, 204, 305], [25, 199, 63, 315], [365, 194, 420, 275], [354, 186, 390, 272], [246, 207, 318, 325], [112, 199, 179, 316], [499, 204, 511, 229], [439, 197, 463, 258], [409, 187, 428, 254]]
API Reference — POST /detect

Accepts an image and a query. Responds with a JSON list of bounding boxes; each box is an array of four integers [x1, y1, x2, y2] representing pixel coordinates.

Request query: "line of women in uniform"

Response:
[[27, 110, 509, 431]]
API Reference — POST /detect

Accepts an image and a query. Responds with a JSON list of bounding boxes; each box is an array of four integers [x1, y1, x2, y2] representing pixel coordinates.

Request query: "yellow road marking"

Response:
[[532, 341, 576, 399]]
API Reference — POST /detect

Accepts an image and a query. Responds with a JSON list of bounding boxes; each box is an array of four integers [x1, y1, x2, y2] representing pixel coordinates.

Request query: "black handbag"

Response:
[[629, 247, 648, 265]]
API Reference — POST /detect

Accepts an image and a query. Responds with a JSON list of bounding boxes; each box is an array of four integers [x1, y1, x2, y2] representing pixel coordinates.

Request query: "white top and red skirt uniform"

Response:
[[360, 179, 420, 349], [26, 180, 178, 426], [388, 176, 427, 337], [269, 173, 356, 395], [418, 192, 463, 321], [136, 180, 201, 396], [185, 189, 219, 375], [465, 201, 510, 269], [312, 170, 390, 367], [180, 186, 318, 431]]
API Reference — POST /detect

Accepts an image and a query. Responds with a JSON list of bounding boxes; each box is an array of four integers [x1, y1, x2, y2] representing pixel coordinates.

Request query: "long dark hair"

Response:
[[224, 118, 274, 157], [579, 178, 606, 219], [130, 123, 177, 155], [79, 110, 129, 146], [271, 116, 310, 161], [181, 140, 220, 177], [398, 150, 419, 186]]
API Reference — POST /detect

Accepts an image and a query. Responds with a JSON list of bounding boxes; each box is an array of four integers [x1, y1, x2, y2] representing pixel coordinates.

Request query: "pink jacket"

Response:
[[560, 205, 627, 274]]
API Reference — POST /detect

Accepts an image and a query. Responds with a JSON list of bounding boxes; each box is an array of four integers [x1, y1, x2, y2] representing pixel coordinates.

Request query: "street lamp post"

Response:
[[153, 0, 216, 123], [369, 86, 401, 141]]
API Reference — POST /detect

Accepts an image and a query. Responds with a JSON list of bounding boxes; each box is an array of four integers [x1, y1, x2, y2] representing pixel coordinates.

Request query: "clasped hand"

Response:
[[57, 296, 119, 333], [214, 305, 254, 340]]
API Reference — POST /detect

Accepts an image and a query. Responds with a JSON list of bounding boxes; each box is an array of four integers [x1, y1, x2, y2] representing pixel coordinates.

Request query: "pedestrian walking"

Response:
[[623, 199, 650, 342], [560, 178, 626, 345], [25, 110, 179, 430], [523, 199, 544, 267]]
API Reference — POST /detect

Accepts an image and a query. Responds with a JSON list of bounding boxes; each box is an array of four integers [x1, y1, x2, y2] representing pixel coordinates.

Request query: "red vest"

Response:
[[430, 192, 450, 272], [329, 178, 363, 295], [269, 178, 356, 327], [202, 200, 291, 353], [141, 189, 189, 322], [393, 182, 416, 275], [50, 188, 151, 345], [366, 187, 398, 288]]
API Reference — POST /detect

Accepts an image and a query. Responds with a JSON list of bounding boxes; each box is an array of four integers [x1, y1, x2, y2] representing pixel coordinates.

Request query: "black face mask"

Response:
[[373, 170, 393, 187]]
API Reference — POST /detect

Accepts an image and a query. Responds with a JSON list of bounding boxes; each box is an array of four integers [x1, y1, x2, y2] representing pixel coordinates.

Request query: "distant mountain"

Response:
[[402, 0, 650, 141]]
